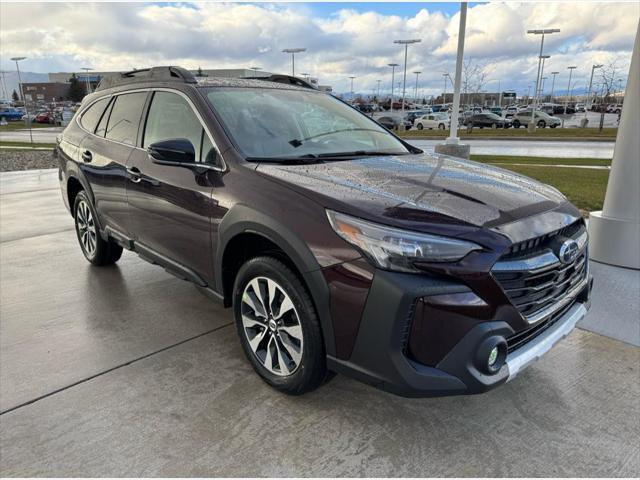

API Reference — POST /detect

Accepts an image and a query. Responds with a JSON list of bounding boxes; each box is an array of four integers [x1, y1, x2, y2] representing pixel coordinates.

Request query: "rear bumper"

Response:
[[327, 269, 592, 398]]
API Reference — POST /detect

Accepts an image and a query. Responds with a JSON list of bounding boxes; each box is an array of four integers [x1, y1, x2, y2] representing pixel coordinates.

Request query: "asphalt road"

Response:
[[0, 169, 638, 476]]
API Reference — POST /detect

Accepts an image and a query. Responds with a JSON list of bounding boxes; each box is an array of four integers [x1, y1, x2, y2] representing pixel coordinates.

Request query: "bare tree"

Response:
[[597, 60, 622, 131], [462, 60, 488, 105]]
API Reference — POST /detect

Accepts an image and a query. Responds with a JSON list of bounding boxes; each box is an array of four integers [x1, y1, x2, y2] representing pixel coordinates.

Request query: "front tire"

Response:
[[416, 123, 424, 130], [513, 119, 521, 128], [438, 123, 445, 130], [233, 256, 328, 395], [73, 190, 123, 266]]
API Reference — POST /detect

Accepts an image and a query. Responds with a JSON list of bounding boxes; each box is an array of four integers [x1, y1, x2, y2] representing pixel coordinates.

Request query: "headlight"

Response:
[[326, 210, 482, 272]]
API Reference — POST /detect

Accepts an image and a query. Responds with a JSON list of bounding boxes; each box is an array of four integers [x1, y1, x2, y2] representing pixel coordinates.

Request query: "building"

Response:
[[22, 82, 70, 102]]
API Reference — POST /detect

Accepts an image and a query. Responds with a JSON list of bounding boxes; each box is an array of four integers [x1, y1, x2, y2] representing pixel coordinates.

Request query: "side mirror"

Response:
[[148, 138, 195, 165]]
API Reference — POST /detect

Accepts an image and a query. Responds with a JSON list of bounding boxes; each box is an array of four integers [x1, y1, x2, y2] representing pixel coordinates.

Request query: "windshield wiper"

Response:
[[245, 154, 322, 164], [314, 151, 405, 158]]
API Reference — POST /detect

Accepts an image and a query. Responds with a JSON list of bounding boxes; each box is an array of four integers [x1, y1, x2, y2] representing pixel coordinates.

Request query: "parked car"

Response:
[[35, 111, 56, 124], [405, 109, 432, 123], [377, 115, 412, 130], [57, 66, 592, 397], [355, 104, 374, 114], [464, 112, 512, 129], [0, 107, 24, 122], [21, 113, 38, 122], [606, 104, 623, 114], [504, 106, 519, 118], [574, 103, 586, 112], [562, 105, 576, 115], [414, 113, 449, 130], [488, 107, 503, 116], [512, 110, 562, 128]]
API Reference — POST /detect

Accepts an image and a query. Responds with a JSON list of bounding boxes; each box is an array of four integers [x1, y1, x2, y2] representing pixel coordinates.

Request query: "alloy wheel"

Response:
[[240, 276, 303, 376], [76, 200, 97, 258]]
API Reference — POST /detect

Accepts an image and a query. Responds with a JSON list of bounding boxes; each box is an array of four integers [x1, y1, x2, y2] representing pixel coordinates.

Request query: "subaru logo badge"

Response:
[[558, 239, 579, 264]]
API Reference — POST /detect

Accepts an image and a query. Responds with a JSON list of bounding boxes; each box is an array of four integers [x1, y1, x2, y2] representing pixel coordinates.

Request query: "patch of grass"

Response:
[[398, 127, 617, 139], [470, 155, 611, 167], [0, 122, 55, 131], [493, 164, 609, 213], [0, 141, 56, 149]]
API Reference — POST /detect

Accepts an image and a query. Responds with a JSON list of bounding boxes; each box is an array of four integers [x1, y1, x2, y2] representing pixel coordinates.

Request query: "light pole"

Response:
[[376, 79, 381, 100], [413, 71, 421, 104], [527, 28, 560, 131], [566, 66, 577, 109], [540, 76, 548, 99], [388, 63, 399, 111], [10, 56, 32, 145], [538, 55, 550, 97], [584, 64, 603, 121], [442, 72, 451, 106], [80, 67, 94, 94], [349, 76, 356, 100], [549, 71, 559, 101], [282, 48, 306, 77], [393, 39, 421, 112]]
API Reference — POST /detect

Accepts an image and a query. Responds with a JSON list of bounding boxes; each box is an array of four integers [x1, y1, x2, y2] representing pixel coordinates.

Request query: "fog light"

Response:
[[488, 347, 499, 366], [476, 336, 507, 374]]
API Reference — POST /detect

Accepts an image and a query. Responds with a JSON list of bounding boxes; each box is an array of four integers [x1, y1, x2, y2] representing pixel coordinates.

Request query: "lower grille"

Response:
[[506, 301, 574, 353]]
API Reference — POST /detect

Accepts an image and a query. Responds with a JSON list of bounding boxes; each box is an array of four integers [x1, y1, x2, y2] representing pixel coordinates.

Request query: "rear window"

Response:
[[80, 97, 109, 133], [104, 92, 147, 145]]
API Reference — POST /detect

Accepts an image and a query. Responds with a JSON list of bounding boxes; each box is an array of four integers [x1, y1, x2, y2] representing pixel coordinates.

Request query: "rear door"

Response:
[[126, 89, 224, 285], [79, 91, 148, 237]]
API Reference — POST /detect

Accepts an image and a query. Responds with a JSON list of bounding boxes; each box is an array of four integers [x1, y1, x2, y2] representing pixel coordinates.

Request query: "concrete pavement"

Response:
[[0, 169, 638, 476]]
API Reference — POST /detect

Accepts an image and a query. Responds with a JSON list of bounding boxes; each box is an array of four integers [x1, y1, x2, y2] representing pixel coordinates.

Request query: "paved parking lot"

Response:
[[1, 169, 639, 476]]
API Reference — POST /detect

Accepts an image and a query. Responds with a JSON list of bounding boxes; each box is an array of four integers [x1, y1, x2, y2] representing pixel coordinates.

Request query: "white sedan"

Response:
[[413, 113, 450, 130]]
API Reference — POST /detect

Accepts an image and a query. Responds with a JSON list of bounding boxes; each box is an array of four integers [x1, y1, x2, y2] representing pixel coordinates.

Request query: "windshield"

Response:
[[204, 87, 411, 160]]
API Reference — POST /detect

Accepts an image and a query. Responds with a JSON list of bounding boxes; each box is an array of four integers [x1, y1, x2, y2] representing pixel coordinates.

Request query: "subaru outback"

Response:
[[56, 67, 592, 397]]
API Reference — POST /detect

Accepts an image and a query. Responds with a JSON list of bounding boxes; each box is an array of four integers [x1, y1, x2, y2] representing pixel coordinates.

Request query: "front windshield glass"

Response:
[[204, 87, 411, 160]]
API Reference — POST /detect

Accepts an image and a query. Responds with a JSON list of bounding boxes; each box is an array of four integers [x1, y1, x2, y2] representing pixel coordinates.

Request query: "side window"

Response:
[[144, 91, 214, 163], [95, 98, 113, 137], [79, 97, 109, 133], [200, 130, 220, 166], [104, 92, 148, 146]]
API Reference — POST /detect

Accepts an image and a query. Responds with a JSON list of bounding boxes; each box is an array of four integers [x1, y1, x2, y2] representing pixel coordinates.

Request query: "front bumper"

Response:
[[327, 269, 592, 397]]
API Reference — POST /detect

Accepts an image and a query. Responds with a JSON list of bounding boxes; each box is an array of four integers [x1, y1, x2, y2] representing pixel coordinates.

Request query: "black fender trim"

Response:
[[216, 204, 337, 357]]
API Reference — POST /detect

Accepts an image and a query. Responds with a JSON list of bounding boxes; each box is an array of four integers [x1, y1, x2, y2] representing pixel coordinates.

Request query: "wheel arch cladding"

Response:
[[216, 204, 337, 357]]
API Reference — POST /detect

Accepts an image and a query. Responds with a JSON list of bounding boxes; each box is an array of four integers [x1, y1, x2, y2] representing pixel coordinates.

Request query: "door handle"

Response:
[[127, 167, 142, 183], [81, 150, 92, 163]]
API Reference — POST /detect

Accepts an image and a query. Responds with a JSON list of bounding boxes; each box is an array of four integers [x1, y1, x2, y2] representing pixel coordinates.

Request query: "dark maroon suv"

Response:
[[56, 67, 592, 397]]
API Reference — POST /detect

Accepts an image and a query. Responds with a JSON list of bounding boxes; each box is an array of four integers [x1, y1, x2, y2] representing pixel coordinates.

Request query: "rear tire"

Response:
[[438, 123, 445, 130], [513, 119, 521, 128], [537, 120, 546, 128], [233, 256, 328, 395], [73, 190, 123, 266], [416, 123, 423, 130]]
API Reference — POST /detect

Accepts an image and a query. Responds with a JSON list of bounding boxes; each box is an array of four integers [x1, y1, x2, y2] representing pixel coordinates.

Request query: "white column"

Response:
[[435, 2, 470, 159], [446, 2, 467, 144], [588, 22, 640, 269]]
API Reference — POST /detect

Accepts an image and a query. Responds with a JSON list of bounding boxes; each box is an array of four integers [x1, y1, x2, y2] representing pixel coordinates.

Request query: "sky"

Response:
[[1, 1, 638, 97]]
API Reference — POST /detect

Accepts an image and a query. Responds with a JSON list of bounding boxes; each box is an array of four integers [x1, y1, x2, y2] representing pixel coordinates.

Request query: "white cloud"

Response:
[[0, 2, 637, 95]]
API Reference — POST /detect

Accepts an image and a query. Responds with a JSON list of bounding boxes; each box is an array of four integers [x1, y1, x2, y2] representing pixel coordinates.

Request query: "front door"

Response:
[[126, 90, 224, 285]]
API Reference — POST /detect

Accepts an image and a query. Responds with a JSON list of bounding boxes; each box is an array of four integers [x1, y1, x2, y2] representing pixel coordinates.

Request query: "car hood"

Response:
[[256, 153, 568, 231]]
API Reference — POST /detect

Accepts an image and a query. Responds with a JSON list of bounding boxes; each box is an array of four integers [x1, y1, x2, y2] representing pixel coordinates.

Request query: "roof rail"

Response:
[[243, 74, 318, 90], [95, 66, 197, 91]]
